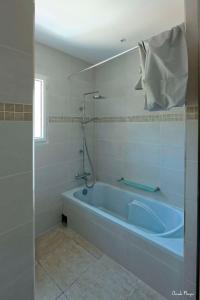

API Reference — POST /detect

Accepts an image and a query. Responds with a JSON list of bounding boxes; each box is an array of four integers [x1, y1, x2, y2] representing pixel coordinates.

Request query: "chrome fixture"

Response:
[[93, 94, 106, 100], [68, 45, 139, 78], [83, 91, 106, 100], [75, 91, 105, 189], [83, 91, 99, 96], [81, 117, 96, 125], [120, 38, 127, 43], [75, 172, 91, 180]]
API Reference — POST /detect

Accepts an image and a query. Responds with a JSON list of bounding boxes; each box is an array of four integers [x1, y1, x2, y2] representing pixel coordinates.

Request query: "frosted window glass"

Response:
[[34, 79, 44, 140]]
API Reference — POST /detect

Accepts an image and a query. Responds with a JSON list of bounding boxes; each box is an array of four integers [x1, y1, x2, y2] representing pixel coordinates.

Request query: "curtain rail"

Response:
[[68, 45, 139, 78]]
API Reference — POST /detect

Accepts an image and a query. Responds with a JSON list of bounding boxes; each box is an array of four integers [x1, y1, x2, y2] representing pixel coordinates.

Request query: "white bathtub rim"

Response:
[[64, 181, 183, 212], [62, 181, 184, 237]]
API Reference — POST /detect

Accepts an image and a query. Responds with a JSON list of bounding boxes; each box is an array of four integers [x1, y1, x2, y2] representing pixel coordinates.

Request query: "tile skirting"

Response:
[[0, 103, 32, 121]]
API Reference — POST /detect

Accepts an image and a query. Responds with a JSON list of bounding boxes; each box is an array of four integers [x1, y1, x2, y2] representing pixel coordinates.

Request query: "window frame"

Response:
[[34, 74, 47, 143]]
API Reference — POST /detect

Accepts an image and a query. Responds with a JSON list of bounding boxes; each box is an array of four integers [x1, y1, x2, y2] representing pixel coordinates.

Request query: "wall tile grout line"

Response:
[[0, 169, 32, 181], [0, 219, 33, 239], [0, 102, 32, 121], [0, 43, 33, 58]]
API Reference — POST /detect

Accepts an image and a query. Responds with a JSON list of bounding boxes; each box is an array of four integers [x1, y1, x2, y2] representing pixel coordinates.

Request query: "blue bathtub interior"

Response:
[[73, 184, 183, 238], [63, 183, 184, 258]]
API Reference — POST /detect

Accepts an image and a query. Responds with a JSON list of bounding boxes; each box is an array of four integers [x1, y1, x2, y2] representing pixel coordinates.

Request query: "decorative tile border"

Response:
[[0, 103, 32, 121], [49, 113, 186, 123], [186, 105, 198, 120], [94, 113, 185, 123], [0, 104, 196, 123], [49, 116, 81, 123], [49, 106, 198, 123]]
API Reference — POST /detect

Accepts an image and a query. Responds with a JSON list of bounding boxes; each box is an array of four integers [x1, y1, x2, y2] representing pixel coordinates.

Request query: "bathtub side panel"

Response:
[[63, 196, 183, 299]]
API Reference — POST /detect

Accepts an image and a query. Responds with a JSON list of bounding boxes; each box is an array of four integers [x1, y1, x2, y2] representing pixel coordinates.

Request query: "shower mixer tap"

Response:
[[79, 90, 106, 189], [75, 172, 91, 180]]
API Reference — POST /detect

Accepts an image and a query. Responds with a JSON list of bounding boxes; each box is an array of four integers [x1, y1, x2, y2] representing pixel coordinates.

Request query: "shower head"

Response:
[[93, 94, 106, 100], [83, 91, 99, 96], [83, 91, 106, 100]]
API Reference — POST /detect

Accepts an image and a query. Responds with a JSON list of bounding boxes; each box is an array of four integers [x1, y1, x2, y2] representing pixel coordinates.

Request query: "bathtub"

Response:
[[62, 182, 184, 298]]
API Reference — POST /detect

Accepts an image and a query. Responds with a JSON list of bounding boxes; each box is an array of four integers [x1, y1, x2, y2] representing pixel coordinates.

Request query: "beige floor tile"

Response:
[[35, 263, 62, 300], [56, 293, 68, 300], [128, 285, 166, 300], [127, 289, 153, 300], [65, 255, 138, 300], [135, 279, 166, 300], [127, 288, 165, 300], [36, 227, 68, 260], [58, 226, 79, 240], [36, 226, 165, 300], [39, 239, 97, 290], [61, 226, 103, 259]]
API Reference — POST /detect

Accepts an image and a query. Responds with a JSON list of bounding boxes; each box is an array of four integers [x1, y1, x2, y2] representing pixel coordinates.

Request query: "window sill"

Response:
[[34, 138, 47, 144]]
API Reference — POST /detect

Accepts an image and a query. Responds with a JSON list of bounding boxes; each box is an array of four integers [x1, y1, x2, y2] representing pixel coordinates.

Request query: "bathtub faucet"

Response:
[[75, 172, 91, 180]]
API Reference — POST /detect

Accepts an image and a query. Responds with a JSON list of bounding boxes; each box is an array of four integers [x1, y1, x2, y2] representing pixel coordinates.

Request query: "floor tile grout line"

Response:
[[37, 259, 64, 294], [60, 227, 105, 295], [68, 236, 102, 260], [63, 256, 100, 296], [55, 291, 64, 299], [37, 225, 133, 287], [37, 228, 100, 295], [125, 286, 138, 300], [37, 229, 100, 263], [64, 256, 137, 300], [59, 225, 103, 260], [55, 291, 68, 300], [36, 225, 166, 300]]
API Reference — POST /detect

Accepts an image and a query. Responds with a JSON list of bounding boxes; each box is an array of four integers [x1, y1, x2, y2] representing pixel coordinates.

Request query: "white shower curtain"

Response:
[[135, 24, 188, 111]]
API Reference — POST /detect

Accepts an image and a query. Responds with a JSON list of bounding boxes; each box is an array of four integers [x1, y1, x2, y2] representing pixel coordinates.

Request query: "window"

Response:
[[34, 77, 46, 141]]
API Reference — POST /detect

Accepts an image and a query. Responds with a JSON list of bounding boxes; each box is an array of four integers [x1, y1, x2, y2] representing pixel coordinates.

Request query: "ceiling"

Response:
[[35, 0, 185, 64]]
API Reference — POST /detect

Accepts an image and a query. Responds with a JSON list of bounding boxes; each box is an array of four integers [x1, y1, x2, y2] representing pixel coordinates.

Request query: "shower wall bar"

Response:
[[68, 45, 139, 78], [118, 177, 160, 193]]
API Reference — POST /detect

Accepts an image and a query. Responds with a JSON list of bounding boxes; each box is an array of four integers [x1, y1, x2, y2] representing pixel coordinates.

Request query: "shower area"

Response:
[[34, 1, 198, 299], [64, 49, 185, 296]]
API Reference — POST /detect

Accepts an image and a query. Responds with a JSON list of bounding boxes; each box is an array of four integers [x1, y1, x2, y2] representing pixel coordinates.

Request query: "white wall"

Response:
[[0, 1, 34, 299], [35, 43, 95, 236], [94, 51, 186, 209]]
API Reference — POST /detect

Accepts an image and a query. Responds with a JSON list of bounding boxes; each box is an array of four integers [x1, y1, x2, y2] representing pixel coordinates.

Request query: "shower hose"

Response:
[[82, 125, 96, 188]]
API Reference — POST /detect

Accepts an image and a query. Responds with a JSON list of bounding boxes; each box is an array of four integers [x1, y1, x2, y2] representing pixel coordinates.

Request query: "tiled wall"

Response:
[[184, 117, 198, 296], [0, 1, 34, 299], [183, 0, 199, 297], [0, 103, 32, 121], [35, 43, 95, 236], [94, 51, 186, 208]]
